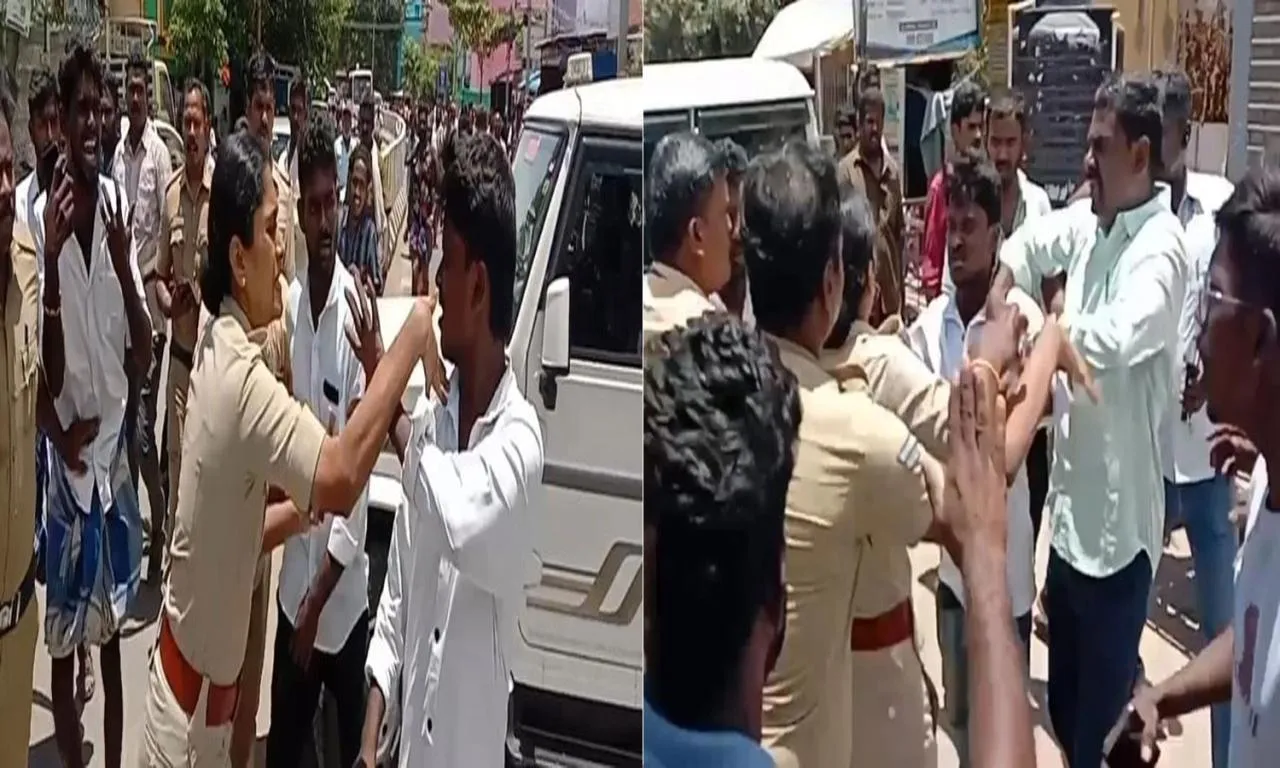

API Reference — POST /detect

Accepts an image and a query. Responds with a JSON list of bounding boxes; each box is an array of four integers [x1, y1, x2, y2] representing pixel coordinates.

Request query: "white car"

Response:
[[272, 116, 291, 164], [366, 77, 643, 766]]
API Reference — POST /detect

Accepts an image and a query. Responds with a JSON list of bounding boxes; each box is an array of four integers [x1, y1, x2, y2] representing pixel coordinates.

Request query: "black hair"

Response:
[[204, 131, 268, 315], [742, 139, 842, 333], [987, 88, 1026, 131], [1157, 69, 1193, 138], [826, 182, 876, 349], [646, 132, 720, 264], [102, 72, 119, 107], [714, 138, 748, 185], [643, 312, 800, 727], [836, 105, 856, 128], [439, 131, 517, 340], [247, 51, 276, 96], [298, 112, 337, 199], [950, 80, 986, 125], [57, 43, 106, 117], [290, 76, 308, 102], [857, 86, 885, 121], [1215, 169, 1280, 317], [1094, 72, 1164, 180], [347, 143, 373, 184], [184, 77, 210, 120], [360, 95, 375, 114], [946, 148, 1002, 227], [28, 68, 58, 117], [126, 51, 149, 84]]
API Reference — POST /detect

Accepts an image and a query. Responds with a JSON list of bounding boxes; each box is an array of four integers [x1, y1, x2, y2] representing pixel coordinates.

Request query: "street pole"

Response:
[[615, 0, 629, 77]]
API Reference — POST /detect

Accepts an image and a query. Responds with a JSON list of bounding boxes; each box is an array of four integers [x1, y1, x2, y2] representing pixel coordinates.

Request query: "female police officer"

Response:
[[137, 130, 433, 766]]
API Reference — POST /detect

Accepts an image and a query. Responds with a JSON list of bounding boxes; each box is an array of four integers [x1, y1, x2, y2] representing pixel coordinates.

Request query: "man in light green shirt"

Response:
[[992, 73, 1188, 768]]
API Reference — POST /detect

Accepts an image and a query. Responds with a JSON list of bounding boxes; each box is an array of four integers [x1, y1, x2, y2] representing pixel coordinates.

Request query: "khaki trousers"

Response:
[[137, 652, 234, 767], [0, 604, 38, 768], [229, 555, 271, 768], [850, 637, 937, 768]]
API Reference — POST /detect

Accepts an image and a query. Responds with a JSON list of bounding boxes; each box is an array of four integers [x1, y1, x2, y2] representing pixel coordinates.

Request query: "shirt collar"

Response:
[[297, 263, 347, 329], [642, 697, 775, 768], [183, 158, 214, 199], [767, 332, 831, 390], [440, 358, 518, 448], [220, 295, 253, 332], [647, 261, 708, 300], [849, 142, 893, 182], [1112, 184, 1170, 241]]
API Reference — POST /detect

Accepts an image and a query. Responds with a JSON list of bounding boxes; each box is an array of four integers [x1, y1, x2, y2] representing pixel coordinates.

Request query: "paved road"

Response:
[[29, 246, 1217, 766]]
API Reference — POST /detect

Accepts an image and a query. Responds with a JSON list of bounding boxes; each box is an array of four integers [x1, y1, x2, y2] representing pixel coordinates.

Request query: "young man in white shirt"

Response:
[[266, 115, 372, 766], [906, 150, 1079, 767], [35, 44, 151, 768], [1112, 169, 1280, 768], [354, 131, 543, 767], [1151, 69, 1238, 768], [112, 52, 173, 582]]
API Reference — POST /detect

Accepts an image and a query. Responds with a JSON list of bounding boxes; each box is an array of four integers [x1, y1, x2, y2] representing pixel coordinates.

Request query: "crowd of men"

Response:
[[0, 37, 543, 768], [643, 66, 1280, 768]]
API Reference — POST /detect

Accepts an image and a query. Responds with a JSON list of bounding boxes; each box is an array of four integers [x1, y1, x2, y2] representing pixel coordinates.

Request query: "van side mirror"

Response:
[[538, 276, 571, 410]]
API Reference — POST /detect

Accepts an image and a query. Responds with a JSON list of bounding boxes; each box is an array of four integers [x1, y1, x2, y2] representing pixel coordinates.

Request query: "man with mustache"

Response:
[[154, 79, 212, 585], [921, 80, 986, 302], [268, 114, 371, 766], [17, 68, 59, 232], [0, 67, 45, 768], [112, 51, 172, 584], [993, 72, 1188, 766]]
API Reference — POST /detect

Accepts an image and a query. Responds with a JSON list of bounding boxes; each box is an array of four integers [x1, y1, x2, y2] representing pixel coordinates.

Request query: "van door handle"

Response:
[[538, 366, 566, 411]]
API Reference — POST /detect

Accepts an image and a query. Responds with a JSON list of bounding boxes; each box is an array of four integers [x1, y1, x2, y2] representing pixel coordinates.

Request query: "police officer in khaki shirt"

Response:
[[155, 83, 212, 577], [137, 132, 434, 767], [0, 135, 45, 767], [741, 142, 958, 768], [642, 132, 733, 340]]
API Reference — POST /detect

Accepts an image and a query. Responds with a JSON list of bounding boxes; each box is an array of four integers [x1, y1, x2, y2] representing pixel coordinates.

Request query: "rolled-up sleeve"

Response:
[[328, 346, 368, 567], [413, 405, 544, 598], [1062, 232, 1186, 372], [1000, 206, 1082, 296], [240, 360, 326, 512]]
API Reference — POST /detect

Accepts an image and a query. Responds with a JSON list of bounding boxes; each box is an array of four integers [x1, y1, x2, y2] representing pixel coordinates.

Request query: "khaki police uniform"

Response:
[[642, 261, 717, 343], [229, 273, 294, 768], [761, 335, 944, 768], [156, 164, 212, 574], [138, 295, 325, 767], [821, 318, 950, 461], [0, 224, 42, 766], [273, 163, 300, 282]]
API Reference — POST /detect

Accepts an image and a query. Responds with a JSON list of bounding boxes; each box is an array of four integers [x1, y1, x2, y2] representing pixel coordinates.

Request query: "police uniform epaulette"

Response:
[[165, 166, 185, 194]]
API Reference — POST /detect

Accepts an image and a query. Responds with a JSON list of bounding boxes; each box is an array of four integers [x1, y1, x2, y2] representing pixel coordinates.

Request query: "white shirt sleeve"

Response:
[[411, 406, 544, 599], [999, 205, 1082, 296], [327, 341, 367, 567], [365, 473, 407, 760], [1062, 228, 1187, 372]]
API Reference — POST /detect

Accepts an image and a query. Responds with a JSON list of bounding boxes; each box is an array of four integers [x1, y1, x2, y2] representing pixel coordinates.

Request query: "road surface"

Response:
[[28, 246, 1218, 765]]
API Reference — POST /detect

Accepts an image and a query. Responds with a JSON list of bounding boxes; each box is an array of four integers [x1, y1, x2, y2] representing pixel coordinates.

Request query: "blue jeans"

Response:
[[1164, 475, 1235, 768], [1045, 548, 1152, 767], [936, 582, 1032, 768]]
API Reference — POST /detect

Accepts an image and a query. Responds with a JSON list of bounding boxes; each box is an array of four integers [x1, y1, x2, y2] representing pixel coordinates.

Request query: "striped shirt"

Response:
[[338, 208, 382, 295]]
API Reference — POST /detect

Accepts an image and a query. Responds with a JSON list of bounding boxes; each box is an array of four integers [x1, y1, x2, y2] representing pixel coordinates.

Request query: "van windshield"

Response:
[[512, 123, 568, 315]]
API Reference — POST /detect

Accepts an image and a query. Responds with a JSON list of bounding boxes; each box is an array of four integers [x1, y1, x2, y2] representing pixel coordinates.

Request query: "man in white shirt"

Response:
[[906, 151, 1066, 768], [17, 68, 59, 232], [357, 96, 388, 271], [356, 131, 544, 768], [112, 52, 172, 582], [1149, 69, 1238, 768], [1111, 170, 1280, 768], [35, 43, 151, 768], [993, 72, 1188, 766], [335, 102, 355, 192], [266, 115, 372, 767]]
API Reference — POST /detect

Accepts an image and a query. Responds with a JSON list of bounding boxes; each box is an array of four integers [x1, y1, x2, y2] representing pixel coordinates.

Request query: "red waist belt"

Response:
[[157, 615, 240, 727], [850, 599, 914, 651]]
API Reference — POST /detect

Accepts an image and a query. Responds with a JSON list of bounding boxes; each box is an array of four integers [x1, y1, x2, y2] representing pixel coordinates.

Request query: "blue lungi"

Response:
[[42, 429, 142, 659]]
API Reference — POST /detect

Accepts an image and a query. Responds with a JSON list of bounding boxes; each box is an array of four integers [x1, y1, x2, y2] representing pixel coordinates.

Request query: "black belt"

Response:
[[169, 339, 194, 371], [0, 553, 36, 638]]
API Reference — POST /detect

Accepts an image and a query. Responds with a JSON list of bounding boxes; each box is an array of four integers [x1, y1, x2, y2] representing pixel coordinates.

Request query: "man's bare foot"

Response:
[[76, 646, 95, 704]]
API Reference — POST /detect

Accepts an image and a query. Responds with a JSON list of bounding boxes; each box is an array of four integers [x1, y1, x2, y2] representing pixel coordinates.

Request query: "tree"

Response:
[[403, 39, 446, 99], [441, 0, 498, 96], [645, 0, 787, 63], [167, 0, 229, 76]]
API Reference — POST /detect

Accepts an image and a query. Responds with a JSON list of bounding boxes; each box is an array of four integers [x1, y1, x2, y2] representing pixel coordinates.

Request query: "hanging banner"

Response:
[[864, 0, 982, 64]]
